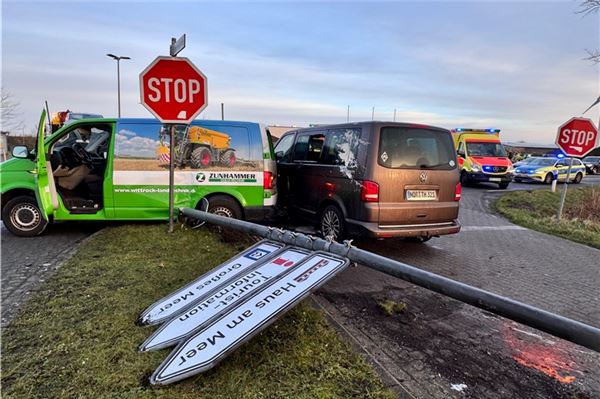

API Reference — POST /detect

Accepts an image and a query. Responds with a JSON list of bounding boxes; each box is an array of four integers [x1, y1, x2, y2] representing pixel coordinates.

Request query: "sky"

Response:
[[1, 0, 599, 143]]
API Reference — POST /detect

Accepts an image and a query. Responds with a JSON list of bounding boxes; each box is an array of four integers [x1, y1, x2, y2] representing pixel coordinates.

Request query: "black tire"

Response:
[[190, 147, 212, 169], [320, 205, 345, 242], [592, 166, 599, 175], [2, 195, 48, 237], [498, 182, 510, 189], [460, 171, 470, 187], [206, 195, 242, 219], [220, 149, 236, 167], [573, 173, 583, 184], [544, 173, 553, 184]]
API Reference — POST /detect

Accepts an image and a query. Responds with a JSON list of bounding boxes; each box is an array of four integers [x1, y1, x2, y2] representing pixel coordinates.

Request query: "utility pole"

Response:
[[347, 105, 349, 122], [393, 108, 396, 122], [106, 53, 131, 117], [221, 103, 225, 120], [371, 106, 374, 121]]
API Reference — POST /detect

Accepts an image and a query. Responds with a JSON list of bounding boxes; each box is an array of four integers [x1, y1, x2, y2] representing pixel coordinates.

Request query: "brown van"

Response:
[[274, 122, 461, 241]]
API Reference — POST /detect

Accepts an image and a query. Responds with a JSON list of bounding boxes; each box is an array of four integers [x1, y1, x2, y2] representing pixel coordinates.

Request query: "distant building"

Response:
[[503, 142, 558, 157], [0, 131, 8, 161]]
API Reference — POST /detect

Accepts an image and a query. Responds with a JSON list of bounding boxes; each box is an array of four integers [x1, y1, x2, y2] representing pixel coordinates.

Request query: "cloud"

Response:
[[116, 130, 160, 158]]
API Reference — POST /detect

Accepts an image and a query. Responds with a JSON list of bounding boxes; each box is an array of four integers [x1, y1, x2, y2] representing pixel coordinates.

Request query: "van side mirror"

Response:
[[12, 145, 29, 159], [275, 151, 284, 161], [457, 150, 465, 157]]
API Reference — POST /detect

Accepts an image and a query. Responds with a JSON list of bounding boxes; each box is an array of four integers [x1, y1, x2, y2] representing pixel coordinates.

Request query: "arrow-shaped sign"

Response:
[[149, 252, 350, 385], [137, 241, 285, 326], [139, 247, 311, 351]]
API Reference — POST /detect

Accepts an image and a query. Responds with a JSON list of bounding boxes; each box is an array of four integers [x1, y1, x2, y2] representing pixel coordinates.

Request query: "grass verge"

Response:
[[494, 186, 600, 249], [1, 224, 394, 399]]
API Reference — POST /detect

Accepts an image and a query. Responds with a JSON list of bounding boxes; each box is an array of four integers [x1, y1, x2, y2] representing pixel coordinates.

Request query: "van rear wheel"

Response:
[[573, 173, 583, 184], [207, 195, 242, 219], [2, 196, 49, 237], [320, 205, 345, 242]]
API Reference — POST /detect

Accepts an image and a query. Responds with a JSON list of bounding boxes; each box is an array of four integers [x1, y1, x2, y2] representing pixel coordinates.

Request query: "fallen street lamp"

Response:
[[106, 53, 131, 117]]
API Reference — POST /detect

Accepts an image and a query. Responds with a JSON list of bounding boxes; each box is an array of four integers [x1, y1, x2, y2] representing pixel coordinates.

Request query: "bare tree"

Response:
[[578, 0, 600, 63], [0, 88, 24, 133]]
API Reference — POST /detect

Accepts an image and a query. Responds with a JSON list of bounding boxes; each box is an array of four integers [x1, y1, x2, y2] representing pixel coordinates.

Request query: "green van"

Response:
[[1, 111, 277, 236]]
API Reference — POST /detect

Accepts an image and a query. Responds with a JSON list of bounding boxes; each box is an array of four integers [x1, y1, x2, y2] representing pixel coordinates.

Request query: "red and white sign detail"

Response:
[[555, 117, 599, 158], [139, 56, 208, 124]]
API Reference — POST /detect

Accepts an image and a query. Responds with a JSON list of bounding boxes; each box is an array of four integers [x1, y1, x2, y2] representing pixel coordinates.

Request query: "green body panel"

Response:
[[34, 110, 54, 220], [0, 158, 37, 193], [1, 115, 269, 223]]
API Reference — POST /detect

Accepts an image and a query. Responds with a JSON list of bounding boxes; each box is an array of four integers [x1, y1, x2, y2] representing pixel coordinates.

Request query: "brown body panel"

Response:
[[275, 121, 460, 239]]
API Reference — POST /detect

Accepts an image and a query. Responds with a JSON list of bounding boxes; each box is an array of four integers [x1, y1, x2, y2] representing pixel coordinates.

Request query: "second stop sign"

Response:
[[140, 56, 208, 124], [555, 117, 599, 158]]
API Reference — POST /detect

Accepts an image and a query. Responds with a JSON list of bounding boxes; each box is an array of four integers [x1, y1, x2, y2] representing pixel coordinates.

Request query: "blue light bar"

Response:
[[557, 153, 565, 158]]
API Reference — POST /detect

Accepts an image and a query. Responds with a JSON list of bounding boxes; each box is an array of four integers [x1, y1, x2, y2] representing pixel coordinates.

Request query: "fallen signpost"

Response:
[[179, 207, 600, 354], [139, 246, 312, 351], [149, 251, 350, 385], [137, 241, 286, 325]]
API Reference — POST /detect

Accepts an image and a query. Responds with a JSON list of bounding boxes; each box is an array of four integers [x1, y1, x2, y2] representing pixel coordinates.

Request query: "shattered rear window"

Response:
[[379, 127, 456, 170]]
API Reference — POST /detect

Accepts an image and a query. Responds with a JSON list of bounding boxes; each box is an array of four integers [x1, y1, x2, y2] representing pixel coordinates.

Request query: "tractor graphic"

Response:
[[156, 126, 236, 169]]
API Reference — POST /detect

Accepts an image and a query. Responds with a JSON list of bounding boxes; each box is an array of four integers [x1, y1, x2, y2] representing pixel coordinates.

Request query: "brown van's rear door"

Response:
[[376, 168, 458, 225], [373, 126, 459, 226]]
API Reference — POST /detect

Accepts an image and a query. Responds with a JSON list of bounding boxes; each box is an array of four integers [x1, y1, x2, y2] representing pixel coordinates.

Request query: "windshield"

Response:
[[379, 127, 456, 169], [466, 142, 507, 157], [528, 158, 557, 167]]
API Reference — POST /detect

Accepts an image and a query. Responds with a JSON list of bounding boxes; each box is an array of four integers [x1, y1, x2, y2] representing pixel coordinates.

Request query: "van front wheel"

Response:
[[2, 196, 49, 237], [320, 205, 345, 242]]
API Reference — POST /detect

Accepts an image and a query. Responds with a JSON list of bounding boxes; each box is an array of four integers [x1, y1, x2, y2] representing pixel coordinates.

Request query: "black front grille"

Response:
[[484, 165, 507, 173]]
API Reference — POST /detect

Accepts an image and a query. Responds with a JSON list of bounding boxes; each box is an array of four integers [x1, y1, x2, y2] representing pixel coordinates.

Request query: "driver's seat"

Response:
[[53, 165, 91, 190]]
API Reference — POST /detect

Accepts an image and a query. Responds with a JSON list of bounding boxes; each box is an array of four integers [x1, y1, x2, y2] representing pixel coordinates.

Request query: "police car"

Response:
[[513, 156, 586, 184]]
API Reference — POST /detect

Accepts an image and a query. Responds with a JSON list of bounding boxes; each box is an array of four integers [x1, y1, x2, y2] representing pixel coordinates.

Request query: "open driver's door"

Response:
[[34, 109, 59, 221]]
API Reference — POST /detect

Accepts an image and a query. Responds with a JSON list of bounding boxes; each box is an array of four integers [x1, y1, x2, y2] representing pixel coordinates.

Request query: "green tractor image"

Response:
[[157, 126, 236, 169]]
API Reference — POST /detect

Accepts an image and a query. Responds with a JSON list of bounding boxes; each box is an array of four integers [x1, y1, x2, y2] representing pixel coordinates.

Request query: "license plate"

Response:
[[406, 190, 437, 201], [489, 177, 501, 182]]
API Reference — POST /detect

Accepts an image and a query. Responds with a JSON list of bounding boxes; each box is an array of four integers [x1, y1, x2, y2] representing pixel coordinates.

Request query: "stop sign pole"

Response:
[[140, 34, 208, 233], [555, 116, 599, 220]]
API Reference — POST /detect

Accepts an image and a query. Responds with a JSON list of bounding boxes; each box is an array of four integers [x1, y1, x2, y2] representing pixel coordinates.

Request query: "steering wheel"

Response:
[[72, 143, 93, 165]]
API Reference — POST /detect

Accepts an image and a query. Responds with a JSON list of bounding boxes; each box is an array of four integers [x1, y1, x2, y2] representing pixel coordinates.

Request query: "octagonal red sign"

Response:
[[139, 56, 207, 124], [555, 117, 599, 158]]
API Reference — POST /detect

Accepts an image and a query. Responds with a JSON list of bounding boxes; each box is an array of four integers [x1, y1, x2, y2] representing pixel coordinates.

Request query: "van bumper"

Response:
[[346, 219, 461, 239], [466, 172, 512, 183], [244, 206, 277, 222]]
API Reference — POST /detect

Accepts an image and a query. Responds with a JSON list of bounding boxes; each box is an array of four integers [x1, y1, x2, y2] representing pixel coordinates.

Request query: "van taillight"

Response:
[[360, 180, 379, 202], [454, 182, 462, 201], [264, 171, 274, 190]]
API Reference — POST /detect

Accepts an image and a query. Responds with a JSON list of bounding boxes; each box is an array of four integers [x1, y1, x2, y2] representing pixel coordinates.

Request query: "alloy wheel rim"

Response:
[[210, 206, 233, 218], [10, 204, 41, 231], [322, 210, 340, 240]]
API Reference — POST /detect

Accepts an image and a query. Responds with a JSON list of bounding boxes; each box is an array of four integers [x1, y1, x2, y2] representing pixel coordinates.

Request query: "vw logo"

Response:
[[493, 166, 500, 172], [419, 171, 428, 183]]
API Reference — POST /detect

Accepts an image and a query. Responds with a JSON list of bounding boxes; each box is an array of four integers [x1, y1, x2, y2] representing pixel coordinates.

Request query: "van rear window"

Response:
[[379, 127, 456, 170]]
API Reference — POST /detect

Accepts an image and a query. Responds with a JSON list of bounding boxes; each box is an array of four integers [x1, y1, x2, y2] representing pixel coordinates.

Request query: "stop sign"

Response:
[[139, 56, 207, 124], [555, 117, 599, 158]]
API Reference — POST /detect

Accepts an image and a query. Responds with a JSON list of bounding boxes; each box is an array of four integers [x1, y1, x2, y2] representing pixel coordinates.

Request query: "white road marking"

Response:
[[461, 225, 527, 231]]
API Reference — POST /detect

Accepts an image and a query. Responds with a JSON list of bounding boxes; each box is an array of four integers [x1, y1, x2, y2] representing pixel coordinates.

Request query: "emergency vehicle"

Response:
[[451, 128, 513, 189]]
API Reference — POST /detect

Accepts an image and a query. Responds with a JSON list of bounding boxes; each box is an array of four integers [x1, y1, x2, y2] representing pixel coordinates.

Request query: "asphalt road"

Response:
[[1, 175, 599, 397]]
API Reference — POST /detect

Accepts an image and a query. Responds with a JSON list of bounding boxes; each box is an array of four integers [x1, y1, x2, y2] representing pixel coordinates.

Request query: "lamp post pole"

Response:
[[106, 54, 131, 117]]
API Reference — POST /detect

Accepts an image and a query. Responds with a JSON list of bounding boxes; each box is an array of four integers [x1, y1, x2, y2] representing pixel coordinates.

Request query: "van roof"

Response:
[[288, 121, 449, 133], [71, 117, 260, 128]]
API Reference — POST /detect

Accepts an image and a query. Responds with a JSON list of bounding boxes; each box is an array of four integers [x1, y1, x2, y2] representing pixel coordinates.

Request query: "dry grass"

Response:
[[566, 186, 600, 223], [114, 158, 261, 171]]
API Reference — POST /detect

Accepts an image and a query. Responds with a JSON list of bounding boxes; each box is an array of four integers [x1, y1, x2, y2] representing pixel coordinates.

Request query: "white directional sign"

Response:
[[139, 248, 311, 351], [149, 252, 349, 385], [138, 241, 285, 325]]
